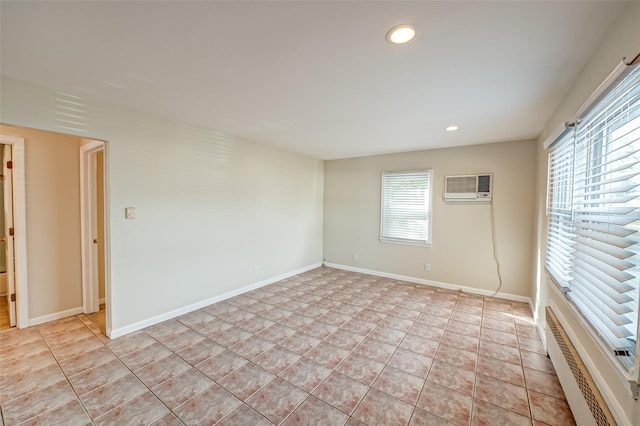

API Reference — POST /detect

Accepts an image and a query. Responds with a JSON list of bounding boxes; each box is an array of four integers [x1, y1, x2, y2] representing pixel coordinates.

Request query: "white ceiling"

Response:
[[0, 1, 626, 159]]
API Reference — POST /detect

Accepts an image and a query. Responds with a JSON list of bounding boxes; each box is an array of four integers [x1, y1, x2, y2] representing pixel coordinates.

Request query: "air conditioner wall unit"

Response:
[[444, 174, 492, 202]]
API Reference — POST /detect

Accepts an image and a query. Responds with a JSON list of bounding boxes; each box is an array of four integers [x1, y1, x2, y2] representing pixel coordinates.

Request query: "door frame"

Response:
[[80, 139, 111, 335], [3, 144, 16, 327], [0, 135, 28, 329]]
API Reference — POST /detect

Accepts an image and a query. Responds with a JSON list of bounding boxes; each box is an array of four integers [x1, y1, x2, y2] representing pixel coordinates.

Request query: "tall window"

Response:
[[546, 63, 640, 371], [380, 170, 433, 246]]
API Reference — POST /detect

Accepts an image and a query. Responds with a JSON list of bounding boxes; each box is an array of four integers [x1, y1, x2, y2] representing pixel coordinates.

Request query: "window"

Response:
[[546, 63, 640, 371], [380, 170, 433, 246]]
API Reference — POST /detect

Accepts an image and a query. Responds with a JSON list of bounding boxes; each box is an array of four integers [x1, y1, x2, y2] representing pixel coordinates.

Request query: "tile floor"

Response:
[[0, 267, 576, 425]]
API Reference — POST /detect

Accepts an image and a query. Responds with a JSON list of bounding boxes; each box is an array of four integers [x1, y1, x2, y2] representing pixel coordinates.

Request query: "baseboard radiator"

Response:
[[545, 307, 617, 426]]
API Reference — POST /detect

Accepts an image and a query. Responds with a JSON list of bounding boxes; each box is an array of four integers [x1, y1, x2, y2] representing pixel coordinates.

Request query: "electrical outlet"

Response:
[[424, 263, 431, 272], [354, 253, 359, 261], [254, 265, 260, 275], [125, 207, 135, 219]]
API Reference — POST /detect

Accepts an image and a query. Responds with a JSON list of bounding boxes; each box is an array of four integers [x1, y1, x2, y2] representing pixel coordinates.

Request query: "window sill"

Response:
[[379, 237, 431, 248]]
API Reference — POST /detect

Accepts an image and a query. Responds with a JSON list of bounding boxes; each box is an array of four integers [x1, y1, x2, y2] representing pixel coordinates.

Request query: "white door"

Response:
[[3, 145, 16, 327]]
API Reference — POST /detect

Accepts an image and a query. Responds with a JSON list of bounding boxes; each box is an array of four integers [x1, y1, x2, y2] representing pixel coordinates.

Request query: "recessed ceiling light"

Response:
[[386, 24, 416, 45], [446, 125, 459, 131]]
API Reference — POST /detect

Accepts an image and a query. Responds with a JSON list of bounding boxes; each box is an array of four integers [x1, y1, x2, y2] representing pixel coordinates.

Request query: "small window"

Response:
[[380, 170, 433, 246]]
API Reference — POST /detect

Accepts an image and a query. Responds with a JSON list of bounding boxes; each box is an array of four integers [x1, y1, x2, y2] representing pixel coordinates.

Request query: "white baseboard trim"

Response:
[[109, 262, 323, 339], [29, 307, 84, 327], [324, 263, 531, 304]]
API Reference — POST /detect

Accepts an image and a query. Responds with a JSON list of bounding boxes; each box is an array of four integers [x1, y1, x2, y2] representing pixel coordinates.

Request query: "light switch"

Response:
[[125, 207, 135, 219]]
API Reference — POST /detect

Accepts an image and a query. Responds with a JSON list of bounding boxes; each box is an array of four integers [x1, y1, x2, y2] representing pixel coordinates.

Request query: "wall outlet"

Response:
[[254, 265, 260, 275], [125, 207, 135, 219], [424, 263, 431, 272], [354, 253, 359, 261]]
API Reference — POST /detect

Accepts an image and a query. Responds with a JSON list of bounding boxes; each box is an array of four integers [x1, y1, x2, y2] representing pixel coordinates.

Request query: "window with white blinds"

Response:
[[546, 129, 575, 287], [546, 63, 640, 370], [380, 170, 433, 246]]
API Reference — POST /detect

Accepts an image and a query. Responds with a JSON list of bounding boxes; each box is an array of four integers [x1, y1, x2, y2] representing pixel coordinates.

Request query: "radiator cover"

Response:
[[546, 306, 617, 426]]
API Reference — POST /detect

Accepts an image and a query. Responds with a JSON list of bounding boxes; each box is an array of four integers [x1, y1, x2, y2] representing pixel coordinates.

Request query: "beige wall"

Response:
[[532, 2, 640, 424], [0, 125, 83, 319], [324, 139, 537, 298], [0, 79, 324, 332]]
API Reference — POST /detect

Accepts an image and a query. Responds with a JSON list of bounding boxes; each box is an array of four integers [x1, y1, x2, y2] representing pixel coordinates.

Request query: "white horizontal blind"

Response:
[[380, 170, 432, 245], [547, 63, 640, 369], [547, 129, 575, 287], [571, 64, 640, 360]]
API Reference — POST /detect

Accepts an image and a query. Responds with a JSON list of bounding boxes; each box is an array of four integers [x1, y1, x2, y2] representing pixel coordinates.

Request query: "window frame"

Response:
[[379, 169, 433, 247], [545, 61, 640, 375]]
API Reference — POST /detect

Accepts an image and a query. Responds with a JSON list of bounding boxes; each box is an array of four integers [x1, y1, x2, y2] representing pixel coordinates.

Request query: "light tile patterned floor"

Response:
[[0, 267, 576, 425]]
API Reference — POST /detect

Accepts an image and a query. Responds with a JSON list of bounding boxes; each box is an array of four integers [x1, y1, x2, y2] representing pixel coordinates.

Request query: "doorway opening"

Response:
[[0, 145, 14, 330], [80, 140, 110, 337], [0, 135, 28, 331]]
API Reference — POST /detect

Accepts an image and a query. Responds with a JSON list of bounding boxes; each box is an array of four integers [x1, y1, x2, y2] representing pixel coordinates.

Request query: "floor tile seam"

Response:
[[306, 313, 384, 369], [130, 355, 191, 390], [395, 315, 445, 370], [310, 381, 370, 418], [153, 376, 216, 416], [9, 379, 88, 426], [369, 373, 425, 407], [380, 333, 436, 382], [80, 374, 148, 419], [0, 364, 68, 406], [0, 348, 58, 385], [407, 405, 452, 426], [91, 392, 168, 426], [519, 352, 556, 374], [349, 385, 407, 425], [0, 334, 40, 351], [18, 320, 97, 425], [214, 361, 276, 400], [243, 379, 310, 425], [35, 320, 87, 339], [524, 378, 568, 403], [214, 403, 274, 426], [423, 321, 483, 425], [515, 344, 565, 402], [471, 398, 536, 423], [106, 332, 159, 358], [0, 334, 48, 354], [426, 357, 477, 397], [477, 343, 523, 366], [526, 388, 572, 424], [112, 326, 197, 369], [475, 364, 534, 420], [78, 351, 147, 382], [275, 393, 318, 425], [82, 337, 176, 422], [318, 382, 372, 421], [475, 358, 527, 389], [23, 272, 540, 424]]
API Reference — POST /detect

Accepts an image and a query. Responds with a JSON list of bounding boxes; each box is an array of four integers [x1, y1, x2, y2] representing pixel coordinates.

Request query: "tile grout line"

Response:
[[20, 320, 98, 426], [2, 269, 563, 426]]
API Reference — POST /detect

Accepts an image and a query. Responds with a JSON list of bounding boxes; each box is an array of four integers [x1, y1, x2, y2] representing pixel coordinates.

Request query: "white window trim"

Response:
[[379, 169, 433, 247], [544, 56, 640, 385]]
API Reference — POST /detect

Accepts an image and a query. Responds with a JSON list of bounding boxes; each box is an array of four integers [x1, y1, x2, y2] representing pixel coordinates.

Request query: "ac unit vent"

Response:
[[444, 174, 492, 202]]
